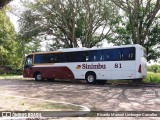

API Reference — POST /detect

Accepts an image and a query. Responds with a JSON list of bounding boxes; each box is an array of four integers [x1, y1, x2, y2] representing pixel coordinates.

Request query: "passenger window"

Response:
[[48, 54, 59, 63], [34, 54, 48, 63], [96, 50, 103, 61], [74, 51, 83, 62], [66, 52, 73, 62], [112, 49, 121, 61], [59, 53, 67, 62], [103, 49, 112, 61], [121, 47, 135, 60], [88, 51, 96, 61], [82, 51, 89, 62]]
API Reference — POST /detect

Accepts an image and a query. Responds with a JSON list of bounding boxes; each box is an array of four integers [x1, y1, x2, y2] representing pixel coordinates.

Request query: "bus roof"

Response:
[[27, 44, 145, 55]]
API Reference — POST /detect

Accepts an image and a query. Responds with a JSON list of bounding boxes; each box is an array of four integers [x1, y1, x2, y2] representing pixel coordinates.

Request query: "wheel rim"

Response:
[[36, 74, 41, 80], [87, 75, 94, 83]]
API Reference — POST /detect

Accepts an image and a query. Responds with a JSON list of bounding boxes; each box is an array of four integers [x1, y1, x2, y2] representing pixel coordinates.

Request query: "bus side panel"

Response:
[[66, 61, 136, 80], [141, 57, 147, 77], [59, 63, 86, 79], [96, 62, 112, 80], [50, 66, 74, 79], [32, 65, 74, 79], [32, 66, 51, 78], [23, 68, 33, 78], [95, 70, 112, 80], [111, 61, 136, 80], [141, 48, 147, 77], [72, 69, 112, 80], [67, 62, 112, 80], [135, 48, 147, 79]]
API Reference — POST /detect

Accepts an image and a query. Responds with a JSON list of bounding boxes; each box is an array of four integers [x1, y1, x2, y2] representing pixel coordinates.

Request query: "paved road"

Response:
[[0, 79, 160, 112]]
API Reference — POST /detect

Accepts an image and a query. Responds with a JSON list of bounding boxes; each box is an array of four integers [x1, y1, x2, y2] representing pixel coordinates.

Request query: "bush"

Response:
[[144, 72, 160, 83], [147, 64, 160, 73], [0, 65, 22, 75], [0, 66, 12, 74]]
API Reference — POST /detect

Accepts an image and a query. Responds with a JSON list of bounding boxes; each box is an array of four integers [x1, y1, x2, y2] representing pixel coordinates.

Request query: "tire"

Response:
[[85, 72, 96, 84], [35, 73, 43, 81]]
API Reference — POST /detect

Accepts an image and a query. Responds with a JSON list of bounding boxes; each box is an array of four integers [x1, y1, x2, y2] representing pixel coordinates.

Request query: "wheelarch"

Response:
[[33, 71, 41, 78], [85, 71, 97, 80]]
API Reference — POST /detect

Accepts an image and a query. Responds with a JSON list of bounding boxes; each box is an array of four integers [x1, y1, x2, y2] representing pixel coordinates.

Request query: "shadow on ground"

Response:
[[0, 79, 160, 111]]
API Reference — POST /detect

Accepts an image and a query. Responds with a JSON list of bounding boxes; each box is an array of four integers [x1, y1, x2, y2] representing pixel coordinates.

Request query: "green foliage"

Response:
[[18, 0, 118, 49], [145, 24, 160, 61], [110, 0, 160, 61], [147, 64, 160, 73], [144, 72, 160, 83], [0, 9, 23, 70]]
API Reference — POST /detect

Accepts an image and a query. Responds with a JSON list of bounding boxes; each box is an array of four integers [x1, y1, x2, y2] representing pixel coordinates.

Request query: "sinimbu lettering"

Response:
[[82, 63, 106, 69]]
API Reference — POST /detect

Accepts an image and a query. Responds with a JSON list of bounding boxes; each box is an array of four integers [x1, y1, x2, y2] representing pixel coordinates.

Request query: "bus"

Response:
[[23, 44, 147, 84]]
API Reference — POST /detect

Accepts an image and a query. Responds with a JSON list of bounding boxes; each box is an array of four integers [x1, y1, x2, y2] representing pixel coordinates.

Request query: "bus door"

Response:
[[23, 55, 33, 78]]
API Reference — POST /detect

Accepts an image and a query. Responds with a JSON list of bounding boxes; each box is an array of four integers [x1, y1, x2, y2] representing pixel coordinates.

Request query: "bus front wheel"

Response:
[[35, 73, 43, 81], [85, 72, 96, 84]]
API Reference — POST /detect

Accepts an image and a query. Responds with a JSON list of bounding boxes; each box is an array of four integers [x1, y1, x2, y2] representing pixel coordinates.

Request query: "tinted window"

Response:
[[34, 53, 60, 63], [34, 54, 48, 64], [59, 53, 67, 62], [64, 51, 87, 62], [88, 51, 96, 61], [87, 50, 103, 61], [103, 47, 135, 61], [103, 49, 113, 61], [48, 54, 59, 63], [111, 49, 121, 61], [96, 50, 103, 61], [121, 47, 135, 60], [74, 51, 84, 62], [103, 49, 121, 61], [33, 47, 135, 64], [83, 51, 89, 62]]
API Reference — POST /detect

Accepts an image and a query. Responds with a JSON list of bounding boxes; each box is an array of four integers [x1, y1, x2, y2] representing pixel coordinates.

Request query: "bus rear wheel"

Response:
[[35, 73, 43, 81], [85, 72, 96, 84]]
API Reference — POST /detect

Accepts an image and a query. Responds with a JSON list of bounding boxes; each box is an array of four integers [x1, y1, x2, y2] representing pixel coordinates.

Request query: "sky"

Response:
[[7, 0, 21, 32]]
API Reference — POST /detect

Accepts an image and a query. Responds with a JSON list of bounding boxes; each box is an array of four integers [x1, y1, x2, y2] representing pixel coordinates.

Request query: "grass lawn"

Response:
[[0, 74, 23, 79], [144, 72, 160, 83]]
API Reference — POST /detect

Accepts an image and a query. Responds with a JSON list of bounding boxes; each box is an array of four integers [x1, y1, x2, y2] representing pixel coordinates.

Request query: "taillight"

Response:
[[138, 64, 141, 73]]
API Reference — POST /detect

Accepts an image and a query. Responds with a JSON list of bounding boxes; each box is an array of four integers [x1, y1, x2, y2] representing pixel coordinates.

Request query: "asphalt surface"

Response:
[[0, 79, 160, 112]]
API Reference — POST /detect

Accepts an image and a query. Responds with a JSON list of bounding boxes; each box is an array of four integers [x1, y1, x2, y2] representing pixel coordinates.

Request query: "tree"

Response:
[[110, 0, 160, 61], [0, 0, 12, 8], [0, 8, 21, 68], [150, 64, 160, 73], [19, 0, 118, 49]]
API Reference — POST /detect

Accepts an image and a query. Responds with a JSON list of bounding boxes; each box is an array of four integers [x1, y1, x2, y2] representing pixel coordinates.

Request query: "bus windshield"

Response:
[[25, 55, 33, 67]]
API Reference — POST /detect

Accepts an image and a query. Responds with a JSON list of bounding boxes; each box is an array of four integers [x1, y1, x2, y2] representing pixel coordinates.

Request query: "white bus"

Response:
[[23, 44, 147, 84]]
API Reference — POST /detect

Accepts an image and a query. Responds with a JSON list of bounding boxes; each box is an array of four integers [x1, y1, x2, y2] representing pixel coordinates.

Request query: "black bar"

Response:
[[0, 111, 160, 118]]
